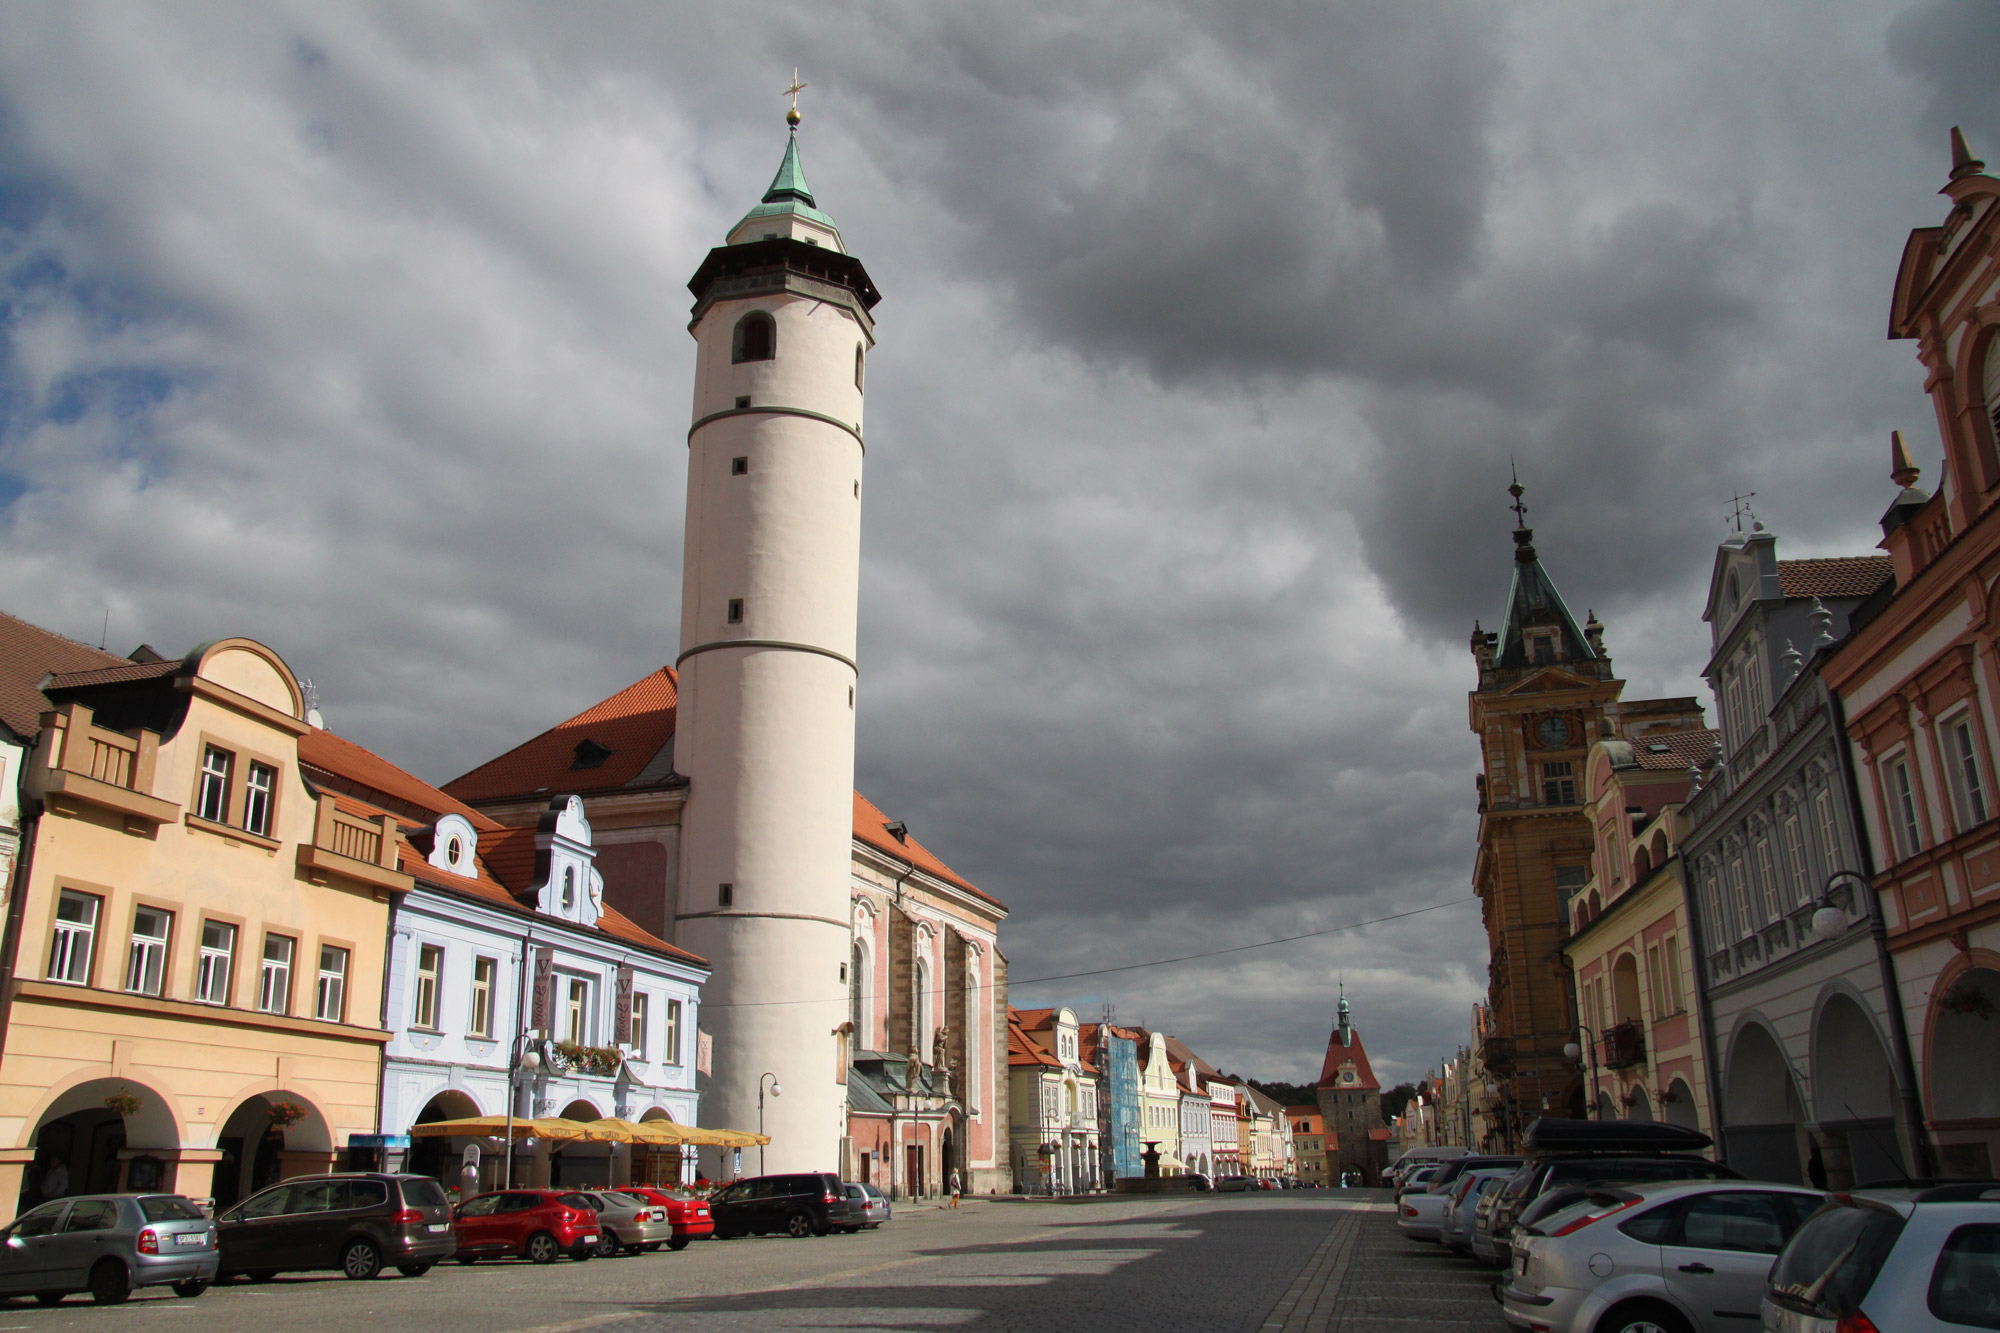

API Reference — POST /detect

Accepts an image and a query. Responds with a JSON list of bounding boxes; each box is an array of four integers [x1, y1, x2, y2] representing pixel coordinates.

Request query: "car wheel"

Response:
[[454, 1256, 478, 1265], [397, 1262, 434, 1277], [569, 1242, 593, 1262], [1598, 1303, 1693, 1333], [713, 1228, 735, 1240], [786, 1211, 813, 1239], [88, 1259, 132, 1306], [640, 1242, 662, 1253], [525, 1231, 560, 1264], [248, 1270, 277, 1283], [33, 1293, 63, 1306], [597, 1231, 620, 1258], [171, 1280, 209, 1299], [341, 1238, 383, 1281], [668, 1237, 690, 1251]]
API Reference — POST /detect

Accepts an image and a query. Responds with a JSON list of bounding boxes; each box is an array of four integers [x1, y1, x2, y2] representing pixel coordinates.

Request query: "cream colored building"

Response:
[[0, 629, 404, 1218], [1135, 1031, 1182, 1168]]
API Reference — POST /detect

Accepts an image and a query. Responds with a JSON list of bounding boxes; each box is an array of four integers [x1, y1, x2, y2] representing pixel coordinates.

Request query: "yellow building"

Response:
[[1562, 733, 1717, 1135], [0, 625, 405, 1218]]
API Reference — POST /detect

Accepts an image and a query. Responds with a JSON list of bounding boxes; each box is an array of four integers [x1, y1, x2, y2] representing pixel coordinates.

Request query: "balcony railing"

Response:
[[296, 793, 413, 893], [33, 703, 178, 828], [1602, 1021, 1647, 1070]]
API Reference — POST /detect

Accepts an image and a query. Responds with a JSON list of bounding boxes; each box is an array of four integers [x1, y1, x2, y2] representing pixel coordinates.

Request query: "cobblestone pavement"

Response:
[[1, 1192, 1509, 1333]]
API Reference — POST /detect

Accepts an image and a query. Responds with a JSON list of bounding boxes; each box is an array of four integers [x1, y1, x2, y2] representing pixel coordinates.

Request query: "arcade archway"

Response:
[[211, 1090, 333, 1210], [1928, 965, 2000, 1178], [1724, 1022, 1805, 1184], [20, 1077, 178, 1212], [1811, 992, 1906, 1187]]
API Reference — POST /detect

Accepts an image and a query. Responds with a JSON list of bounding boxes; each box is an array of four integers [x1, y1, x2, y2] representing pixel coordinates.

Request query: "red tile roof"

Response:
[[1777, 557, 1893, 601], [44, 659, 184, 690], [1316, 1023, 1381, 1092], [444, 666, 680, 803], [447, 666, 1005, 913], [1007, 1015, 1061, 1069], [300, 728, 503, 830], [1631, 728, 1720, 772], [0, 609, 130, 740]]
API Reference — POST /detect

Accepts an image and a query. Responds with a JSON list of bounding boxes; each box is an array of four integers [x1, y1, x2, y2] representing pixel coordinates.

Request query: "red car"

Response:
[[614, 1186, 714, 1249], [449, 1190, 600, 1264]]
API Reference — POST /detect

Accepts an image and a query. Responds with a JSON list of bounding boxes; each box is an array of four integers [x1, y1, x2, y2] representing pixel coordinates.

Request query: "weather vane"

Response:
[[1728, 491, 1758, 533], [1507, 459, 1529, 529], [784, 68, 807, 128]]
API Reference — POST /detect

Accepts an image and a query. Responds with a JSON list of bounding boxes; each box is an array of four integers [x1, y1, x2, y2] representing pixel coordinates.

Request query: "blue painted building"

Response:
[[1084, 1023, 1143, 1183]]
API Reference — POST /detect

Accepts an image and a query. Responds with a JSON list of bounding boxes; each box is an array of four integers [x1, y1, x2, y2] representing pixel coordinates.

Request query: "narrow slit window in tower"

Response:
[[718, 882, 734, 907], [731, 456, 748, 475], [727, 598, 744, 624], [735, 396, 750, 409]]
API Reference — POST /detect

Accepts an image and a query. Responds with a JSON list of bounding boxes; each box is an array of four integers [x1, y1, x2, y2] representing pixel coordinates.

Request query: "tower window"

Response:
[[727, 598, 743, 624], [718, 882, 734, 907], [855, 344, 865, 392], [735, 396, 750, 410], [731, 456, 748, 475], [732, 311, 775, 363], [1541, 761, 1576, 805]]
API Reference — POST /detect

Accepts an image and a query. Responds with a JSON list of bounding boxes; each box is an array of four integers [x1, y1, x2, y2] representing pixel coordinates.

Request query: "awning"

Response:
[[406, 1116, 770, 1148], [408, 1117, 606, 1142]]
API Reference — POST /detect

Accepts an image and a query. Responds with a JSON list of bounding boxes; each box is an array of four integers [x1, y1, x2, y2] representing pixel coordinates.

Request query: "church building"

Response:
[[444, 110, 1010, 1195]]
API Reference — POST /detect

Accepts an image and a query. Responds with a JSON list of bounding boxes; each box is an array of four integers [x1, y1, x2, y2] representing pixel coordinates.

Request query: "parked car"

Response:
[[709, 1173, 864, 1239], [1185, 1173, 1212, 1192], [1443, 1169, 1514, 1255], [449, 1189, 599, 1264], [0, 1193, 217, 1306], [217, 1173, 454, 1281], [573, 1190, 674, 1256], [615, 1186, 715, 1248], [1761, 1181, 2000, 1332], [842, 1182, 890, 1228], [1215, 1175, 1256, 1193], [1395, 1164, 1440, 1198], [1500, 1179, 1826, 1333], [1426, 1154, 1525, 1198]]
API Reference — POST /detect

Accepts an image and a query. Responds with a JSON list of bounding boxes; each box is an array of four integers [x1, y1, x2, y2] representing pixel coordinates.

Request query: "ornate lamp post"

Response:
[[757, 1072, 781, 1177], [503, 1029, 543, 1188]]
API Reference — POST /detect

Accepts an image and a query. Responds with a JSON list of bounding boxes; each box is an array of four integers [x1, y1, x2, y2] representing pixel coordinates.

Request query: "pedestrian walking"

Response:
[[948, 1168, 962, 1208]]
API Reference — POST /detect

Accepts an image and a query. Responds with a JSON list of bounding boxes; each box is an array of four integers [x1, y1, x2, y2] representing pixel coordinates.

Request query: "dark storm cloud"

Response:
[[0, 0, 1984, 1081]]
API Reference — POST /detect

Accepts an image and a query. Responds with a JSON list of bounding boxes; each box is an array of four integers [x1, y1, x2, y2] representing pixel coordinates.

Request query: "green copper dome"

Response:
[[734, 133, 841, 236]]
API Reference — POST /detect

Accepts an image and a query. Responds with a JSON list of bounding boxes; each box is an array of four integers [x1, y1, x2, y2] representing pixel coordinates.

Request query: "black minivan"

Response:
[[709, 1173, 865, 1238], [216, 1173, 455, 1280]]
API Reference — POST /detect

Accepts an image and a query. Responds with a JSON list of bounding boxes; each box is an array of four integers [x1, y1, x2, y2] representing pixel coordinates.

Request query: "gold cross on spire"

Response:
[[784, 68, 807, 128]]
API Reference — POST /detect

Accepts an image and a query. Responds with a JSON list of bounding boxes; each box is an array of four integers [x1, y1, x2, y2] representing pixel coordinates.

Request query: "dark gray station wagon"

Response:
[[217, 1172, 454, 1280]]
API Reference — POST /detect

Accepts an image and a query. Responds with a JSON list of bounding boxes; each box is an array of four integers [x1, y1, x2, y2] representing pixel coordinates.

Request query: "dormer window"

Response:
[[571, 738, 614, 770], [1525, 628, 1559, 665]]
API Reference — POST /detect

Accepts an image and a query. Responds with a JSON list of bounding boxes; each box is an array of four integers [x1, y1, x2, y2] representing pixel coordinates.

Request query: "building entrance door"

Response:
[[905, 1144, 923, 1199]]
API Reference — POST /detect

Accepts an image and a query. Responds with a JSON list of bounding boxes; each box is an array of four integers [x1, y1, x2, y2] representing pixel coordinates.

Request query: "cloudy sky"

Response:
[[3, 1, 1995, 1085]]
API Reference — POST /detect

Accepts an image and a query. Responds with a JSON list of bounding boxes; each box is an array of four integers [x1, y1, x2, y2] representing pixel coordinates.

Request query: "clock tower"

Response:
[[1466, 479, 1702, 1148]]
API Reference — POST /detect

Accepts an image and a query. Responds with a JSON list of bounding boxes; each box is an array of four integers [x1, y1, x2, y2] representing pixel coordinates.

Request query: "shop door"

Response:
[[905, 1144, 923, 1199]]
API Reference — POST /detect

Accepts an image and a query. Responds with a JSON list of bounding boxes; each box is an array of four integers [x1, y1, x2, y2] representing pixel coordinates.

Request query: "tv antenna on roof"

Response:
[[1728, 492, 1758, 533]]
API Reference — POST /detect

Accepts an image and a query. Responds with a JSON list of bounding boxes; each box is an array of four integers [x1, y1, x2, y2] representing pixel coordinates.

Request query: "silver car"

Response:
[[1502, 1179, 1826, 1333], [1761, 1183, 2000, 1332], [1398, 1182, 1454, 1241], [1, 1193, 217, 1305], [842, 1182, 890, 1228], [578, 1191, 675, 1256], [1444, 1169, 1514, 1254]]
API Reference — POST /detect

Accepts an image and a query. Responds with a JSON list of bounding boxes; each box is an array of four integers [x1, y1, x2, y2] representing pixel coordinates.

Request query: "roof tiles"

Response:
[[0, 609, 131, 740], [1776, 556, 1893, 601]]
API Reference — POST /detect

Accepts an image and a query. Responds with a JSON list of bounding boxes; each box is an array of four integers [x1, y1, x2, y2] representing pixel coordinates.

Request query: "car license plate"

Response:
[[427, 1223, 450, 1233], [173, 1233, 205, 1247]]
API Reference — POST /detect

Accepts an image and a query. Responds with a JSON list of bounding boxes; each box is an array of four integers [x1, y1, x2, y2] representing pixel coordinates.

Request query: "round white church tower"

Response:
[[677, 114, 878, 1175]]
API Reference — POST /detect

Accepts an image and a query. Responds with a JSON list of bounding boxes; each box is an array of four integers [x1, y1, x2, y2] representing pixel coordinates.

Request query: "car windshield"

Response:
[[1767, 1203, 1906, 1318], [138, 1196, 203, 1222]]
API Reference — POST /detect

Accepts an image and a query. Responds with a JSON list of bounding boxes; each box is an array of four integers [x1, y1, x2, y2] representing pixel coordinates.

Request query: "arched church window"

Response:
[[914, 956, 930, 1057], [733, 311, 776, 363]]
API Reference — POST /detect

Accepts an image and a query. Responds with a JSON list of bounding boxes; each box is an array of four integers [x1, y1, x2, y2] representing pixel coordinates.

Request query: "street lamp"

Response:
[[758, 1073, 781, 1176], [1563, 1025, 1601, 1119], [503, 1030, 544, 1188], [1810, 870, 1865, 943]]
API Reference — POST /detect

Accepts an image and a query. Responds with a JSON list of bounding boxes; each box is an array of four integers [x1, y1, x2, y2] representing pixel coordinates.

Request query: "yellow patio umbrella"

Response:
[[409, 1116, 602, 1142], [675, 1126, 771, 1148], [585, 1118, 690, 1145]]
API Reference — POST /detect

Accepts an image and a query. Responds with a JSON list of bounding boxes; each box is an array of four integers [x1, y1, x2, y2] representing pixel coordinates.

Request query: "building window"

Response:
[[412, 943, 443, 1030], [726, 598, 743, 624], [1727, 857, 1752, 933], [718, 882, 733, 907], [470, 956, 496, 1038], [47, 890, 100, 984], [731, 456, 748, 475], [731, 311, 775, 363], [855, 343, 865, 392], [1755, 838, 1780, 920], [1541, 761, 1576, 805], [125, 906, 172, 997], [565, 978, 589, 1045], [561, 867, 576, 913], [243, 761, 276, 837], [1661, 935, 1683, 1013], [1885, 755, 1924, 860], [665, 998, 683, 1065], [1813, 788, 1840, 876], [196, 920, 236, 1005], [1944, 715, 1989, 831], [316, 945, 349, 1022], [1782, 816, 1808, 907], [631, 992, 650, 1056], [198, 745, 232, 823], [259, 935, 295, 1015]]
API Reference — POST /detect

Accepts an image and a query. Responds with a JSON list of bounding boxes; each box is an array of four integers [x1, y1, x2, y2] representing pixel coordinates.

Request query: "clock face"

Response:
[[1538, 716, 1572, 748]]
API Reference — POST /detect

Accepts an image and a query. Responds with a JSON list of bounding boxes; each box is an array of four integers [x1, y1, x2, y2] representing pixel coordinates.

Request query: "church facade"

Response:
[[445, 116, 1009, 1194]]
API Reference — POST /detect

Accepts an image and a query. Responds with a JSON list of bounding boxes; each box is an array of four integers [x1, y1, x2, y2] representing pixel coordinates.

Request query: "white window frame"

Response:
[[1884, 753, 1924, 861], [412, 943, 443, 1031], [1728, 857, 1753, 934], [469, 956, 496, 1039], [630, 991, 650, 1057], [665, 997, 683, 1065], [126, 906, 172, 997], [565, 977, 589, 1045], [316, 945, 348, 1022], [1782, 816, 1808, 907], [1943, 712, 1989, 832], [1661, 934, 1683, 1013], [1813, 788, 1841, 877], [259, 934, 294, 1015], [1755, 838, 1780, 921], [196, 920, 235, 1005], [48, 890, 100, 985], [243, 761, 277, 837], [198, 745, 232, 823]]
